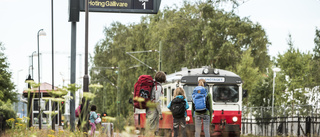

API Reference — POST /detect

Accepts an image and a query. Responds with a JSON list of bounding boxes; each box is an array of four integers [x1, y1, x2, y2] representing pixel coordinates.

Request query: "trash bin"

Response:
[[101, 123, 114, 137]]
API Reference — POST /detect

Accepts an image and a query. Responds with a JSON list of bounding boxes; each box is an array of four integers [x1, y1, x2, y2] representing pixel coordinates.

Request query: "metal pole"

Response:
[[70, 22, 77, 131], [84, 0, 89, 93], [272, 71, 275, 117], [298, 113, 300, 136], [31, 51, 36, 79], [159, 41, 162, 71], [37, 29, 43, 129], [82, 0, 89, 132], [51, 0, 56, 130], [261, 106, 263, 136], [117, 64, 120, 126]]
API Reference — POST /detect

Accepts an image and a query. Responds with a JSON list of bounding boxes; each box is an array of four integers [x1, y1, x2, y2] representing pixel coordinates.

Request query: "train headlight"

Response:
[[232, 116, 238, 123], [213, 68, 219, 74], [186, 116, 190, 122], [203, 68, 209, 74]]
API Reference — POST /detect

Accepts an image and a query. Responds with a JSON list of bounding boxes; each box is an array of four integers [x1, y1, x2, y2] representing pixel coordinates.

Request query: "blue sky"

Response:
[[0, 0, 319, 93]]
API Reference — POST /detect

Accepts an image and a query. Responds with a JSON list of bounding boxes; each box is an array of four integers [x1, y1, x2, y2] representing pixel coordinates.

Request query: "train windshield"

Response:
[[183, 85, 209, 102], [213, 85, 239, 102]]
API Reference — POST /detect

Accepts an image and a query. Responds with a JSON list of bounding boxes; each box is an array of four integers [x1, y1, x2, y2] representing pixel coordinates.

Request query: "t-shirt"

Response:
[[151, 82, 162, 114], [89, 111, 97, 123]]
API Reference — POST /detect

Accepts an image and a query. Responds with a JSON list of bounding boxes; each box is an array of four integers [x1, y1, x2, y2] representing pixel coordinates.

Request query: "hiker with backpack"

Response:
[[146, 71, 166, 135], [167, 87, 189, 137], [192, 79, 213, 137], [132, 71, 166, 135]]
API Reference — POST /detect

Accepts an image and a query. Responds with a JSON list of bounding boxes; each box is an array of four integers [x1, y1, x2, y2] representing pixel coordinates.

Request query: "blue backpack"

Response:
[[192, 86, 208, 112]]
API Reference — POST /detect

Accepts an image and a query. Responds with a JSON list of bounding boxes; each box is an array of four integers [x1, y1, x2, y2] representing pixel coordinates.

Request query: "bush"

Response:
[[0, 100, 16, 129]]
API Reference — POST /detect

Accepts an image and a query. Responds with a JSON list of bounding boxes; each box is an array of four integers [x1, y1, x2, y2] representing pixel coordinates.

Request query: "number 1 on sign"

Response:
[[142, 2, 146, 9]]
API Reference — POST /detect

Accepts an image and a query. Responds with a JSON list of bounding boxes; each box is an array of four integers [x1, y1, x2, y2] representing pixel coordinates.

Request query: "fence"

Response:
[[242, 105, 320, 136]]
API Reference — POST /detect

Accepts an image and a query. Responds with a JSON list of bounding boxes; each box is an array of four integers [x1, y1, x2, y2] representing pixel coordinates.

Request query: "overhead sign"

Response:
[[80, 0, 161, 14]]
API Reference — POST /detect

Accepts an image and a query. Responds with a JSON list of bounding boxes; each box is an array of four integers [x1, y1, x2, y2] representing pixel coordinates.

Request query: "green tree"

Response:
[[309, 28, 320, 108], [148, 2, 270, 73], [90, 1, 271, 121], [311, 28, 320, 86], [313, 28, 320, 58], [0, 42, 17, 102], [0, 42, 18, 121], [213, 0, 248, 11], [235, 48, 260, 106], [275, 34, 313, 115]]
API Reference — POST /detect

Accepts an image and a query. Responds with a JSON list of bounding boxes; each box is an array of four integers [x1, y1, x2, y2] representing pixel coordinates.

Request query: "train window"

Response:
[[172, 89, 175, 97], [163, 88, 167, 106], [213, 85, 239, 102], [164, 88, 167, 96], [183, 85, 209, 102]]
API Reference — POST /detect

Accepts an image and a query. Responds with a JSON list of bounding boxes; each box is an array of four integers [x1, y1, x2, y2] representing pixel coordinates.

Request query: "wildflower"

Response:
[[82, 92, 96, 99], [44, 111, 58, 115], [160, 96, 167, 101], [23, 117, 30, 121], [162, 111, 172, 115], [31, 83, 41, 88], [89, 84, 103, 89], [101, 116, 116, 122], [133, 96, 145, 102], [125, 126, 136, 133], [42, 97, 53, 101], [67, 83, 82, 94], [48, 89, 68, 97], [26, 88, 33, 93], [51, 98, 65, 102], [62, 95, 73, 100], [146, 101, 157, 108]]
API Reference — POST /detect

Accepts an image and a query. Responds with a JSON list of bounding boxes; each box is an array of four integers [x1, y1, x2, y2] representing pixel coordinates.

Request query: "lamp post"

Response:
[[37, 29, 46, 129], [25, 75, 34, 127], [29, 51, 36, 78], [272, 67, 281, 117], [81, 0, 90, 132]]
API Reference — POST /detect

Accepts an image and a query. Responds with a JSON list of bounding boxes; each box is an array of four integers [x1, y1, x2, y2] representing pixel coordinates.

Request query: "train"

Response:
[[134, 67, 246, 136]]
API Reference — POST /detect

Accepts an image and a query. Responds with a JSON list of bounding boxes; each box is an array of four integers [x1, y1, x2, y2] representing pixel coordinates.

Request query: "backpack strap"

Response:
[[154, 81, 163, 94]]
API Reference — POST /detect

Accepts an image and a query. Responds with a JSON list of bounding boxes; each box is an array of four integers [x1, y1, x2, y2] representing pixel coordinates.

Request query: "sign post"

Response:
[[73, 0, 161, 132]]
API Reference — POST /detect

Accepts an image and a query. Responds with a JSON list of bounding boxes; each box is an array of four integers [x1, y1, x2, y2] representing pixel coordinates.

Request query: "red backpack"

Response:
[[133, 75, 155, 109]]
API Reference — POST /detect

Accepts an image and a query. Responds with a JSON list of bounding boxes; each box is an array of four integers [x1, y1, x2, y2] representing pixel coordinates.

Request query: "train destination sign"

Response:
[[80, 0, 161, 14], [198, 77, 225, 83]]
